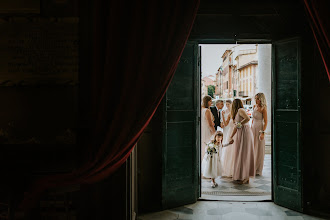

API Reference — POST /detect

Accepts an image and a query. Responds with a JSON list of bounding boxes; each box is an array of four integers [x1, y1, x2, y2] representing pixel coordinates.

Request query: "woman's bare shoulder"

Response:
[[238, 108, 245, 113]]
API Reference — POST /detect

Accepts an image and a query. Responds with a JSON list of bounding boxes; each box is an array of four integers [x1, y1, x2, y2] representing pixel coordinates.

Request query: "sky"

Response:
[[201, 44, 257, 78], [200, 44, 234, 77]]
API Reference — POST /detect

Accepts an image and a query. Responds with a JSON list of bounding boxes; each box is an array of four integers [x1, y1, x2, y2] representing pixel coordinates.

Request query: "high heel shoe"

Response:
[[242, 179, 249, 184]]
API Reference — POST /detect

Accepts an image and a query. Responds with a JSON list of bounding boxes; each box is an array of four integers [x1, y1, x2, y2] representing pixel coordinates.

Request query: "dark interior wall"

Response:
[[303, 41, 330, 215], [77, 162, 128, 220], [137, 102, 164, 213], [0, 1, 130, 219], [0, 0, 78, 147], [190, 1, 308, 41], [0, 87, 77, 144], [0, 0, 81, 218]]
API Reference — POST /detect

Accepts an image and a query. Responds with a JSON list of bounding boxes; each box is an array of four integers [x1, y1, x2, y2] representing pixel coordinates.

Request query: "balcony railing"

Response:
[[239, 91, 245, 96]]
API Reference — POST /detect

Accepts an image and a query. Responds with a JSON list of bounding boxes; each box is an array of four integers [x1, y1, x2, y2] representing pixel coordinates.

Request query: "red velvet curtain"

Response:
[[303, 0, 330, 81], [20, 0, 200, 212]]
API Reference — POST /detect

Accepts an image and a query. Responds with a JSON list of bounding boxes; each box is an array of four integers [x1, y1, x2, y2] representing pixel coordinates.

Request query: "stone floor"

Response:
[[138, 154, 327, 220], [137, 201, 326, 220], [201, 154, 271, 200]]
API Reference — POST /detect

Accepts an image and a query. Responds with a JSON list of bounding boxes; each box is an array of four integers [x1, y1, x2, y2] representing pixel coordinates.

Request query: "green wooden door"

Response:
[[272, 38, 302, 212], [162, 41, 199, 209]]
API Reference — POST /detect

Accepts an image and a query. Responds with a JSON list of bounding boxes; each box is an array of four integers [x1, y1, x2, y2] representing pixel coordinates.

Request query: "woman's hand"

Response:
[[259, 133, 265, 140], [229, 139, 234, 144]]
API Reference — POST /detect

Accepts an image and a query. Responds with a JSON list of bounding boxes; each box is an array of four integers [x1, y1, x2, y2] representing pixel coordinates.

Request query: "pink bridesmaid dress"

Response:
[[232, 109, 255, 181], [252, 107, 266, 175]]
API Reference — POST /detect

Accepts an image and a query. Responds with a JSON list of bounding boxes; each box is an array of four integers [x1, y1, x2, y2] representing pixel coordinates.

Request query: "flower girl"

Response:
[[202, 131, 224, 188]]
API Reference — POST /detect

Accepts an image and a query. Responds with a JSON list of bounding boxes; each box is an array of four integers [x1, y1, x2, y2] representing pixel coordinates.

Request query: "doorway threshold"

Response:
[[199, 195, 272, 202]]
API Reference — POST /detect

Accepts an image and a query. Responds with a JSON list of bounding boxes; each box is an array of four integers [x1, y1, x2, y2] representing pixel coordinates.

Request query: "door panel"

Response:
[[162, 42, 199, 209], [272, 38, 302, 212]]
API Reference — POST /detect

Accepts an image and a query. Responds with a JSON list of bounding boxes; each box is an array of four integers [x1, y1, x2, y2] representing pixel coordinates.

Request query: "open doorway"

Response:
[[137, 38, 302, 212], [200, 44, 272, 201]]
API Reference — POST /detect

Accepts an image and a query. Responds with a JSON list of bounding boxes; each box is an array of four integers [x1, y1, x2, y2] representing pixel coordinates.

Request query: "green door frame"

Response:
[[162, 37, 303, 212]]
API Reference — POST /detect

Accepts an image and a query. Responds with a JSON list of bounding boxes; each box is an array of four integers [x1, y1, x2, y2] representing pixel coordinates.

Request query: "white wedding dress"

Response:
[[201, 107, 215, 165], [221, 109, 235, 177], [202, 143, 222, 178]]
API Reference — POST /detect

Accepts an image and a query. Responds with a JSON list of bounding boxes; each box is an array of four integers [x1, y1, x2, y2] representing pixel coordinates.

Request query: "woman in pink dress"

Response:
[[229, 99, 255, 184], [251, 93, 268, 176], [201, 95, 216, 178]]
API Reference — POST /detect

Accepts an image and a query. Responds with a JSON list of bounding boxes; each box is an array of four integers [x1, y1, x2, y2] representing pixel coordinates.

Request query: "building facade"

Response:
[[217, 45, 258, 103], [220, 50, 234, 99], [201, 75, 216, 98], [235, 49, 258, 100]]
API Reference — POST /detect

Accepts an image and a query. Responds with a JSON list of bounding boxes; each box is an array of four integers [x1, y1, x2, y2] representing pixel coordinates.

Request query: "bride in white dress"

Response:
[[221, 100, 235, 177]]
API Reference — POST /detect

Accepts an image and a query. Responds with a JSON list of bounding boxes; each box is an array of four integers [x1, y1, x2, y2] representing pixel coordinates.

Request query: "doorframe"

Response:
[[196, 40, 274, 201]]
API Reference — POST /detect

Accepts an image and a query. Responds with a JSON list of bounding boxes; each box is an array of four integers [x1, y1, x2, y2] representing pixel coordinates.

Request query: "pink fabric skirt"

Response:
[[232, 124, 255, 180]]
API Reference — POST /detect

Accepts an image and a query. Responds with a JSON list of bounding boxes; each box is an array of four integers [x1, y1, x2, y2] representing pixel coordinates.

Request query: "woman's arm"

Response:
[[230, 127, 237, 140], [251, 105, 255, 126], [259, 107, 268, 140], [206, 109, 216, 133], [224, 114, 231, 126], [262, 107, 268, 131], [221, 111, 225, 128]]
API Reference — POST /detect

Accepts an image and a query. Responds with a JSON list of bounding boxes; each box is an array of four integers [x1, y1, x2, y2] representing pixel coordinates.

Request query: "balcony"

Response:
[[238, 91, 245, 96]]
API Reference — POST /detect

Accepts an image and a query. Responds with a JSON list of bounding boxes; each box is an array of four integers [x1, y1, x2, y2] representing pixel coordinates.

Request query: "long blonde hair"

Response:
[[255, 93, 267, 108], [231, 99, 243, 120], [202, 95, 212, 108]]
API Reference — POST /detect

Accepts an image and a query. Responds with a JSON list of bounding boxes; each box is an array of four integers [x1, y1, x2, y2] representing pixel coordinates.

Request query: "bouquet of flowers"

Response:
[[236, 122, 242, 129], [205, 142, 217, 158]]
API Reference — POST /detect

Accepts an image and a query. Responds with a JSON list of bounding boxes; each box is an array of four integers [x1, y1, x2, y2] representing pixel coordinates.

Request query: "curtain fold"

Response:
[[19, 0, 200, 212], [303, 0, 330, 81]]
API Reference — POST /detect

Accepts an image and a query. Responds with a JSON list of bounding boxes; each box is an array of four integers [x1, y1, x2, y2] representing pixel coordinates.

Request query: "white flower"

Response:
[[236, 122, 242, 129], [206, 142, 217, 157]]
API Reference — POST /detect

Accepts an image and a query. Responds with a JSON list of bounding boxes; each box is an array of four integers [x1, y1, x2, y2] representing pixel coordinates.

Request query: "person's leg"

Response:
[[211, 178, 216, 188]]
